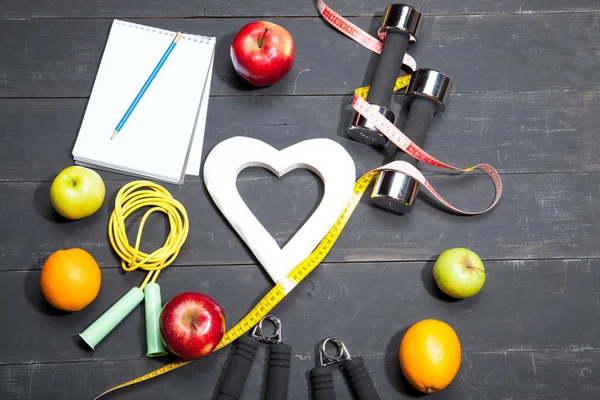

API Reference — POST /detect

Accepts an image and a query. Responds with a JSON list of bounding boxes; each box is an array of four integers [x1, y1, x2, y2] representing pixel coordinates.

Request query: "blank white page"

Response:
[[73, 20, 215, 183]]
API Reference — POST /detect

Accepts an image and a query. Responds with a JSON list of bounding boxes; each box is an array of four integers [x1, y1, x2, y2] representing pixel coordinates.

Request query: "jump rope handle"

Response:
[[342, 357, 381, 400], [215, 335, 259, 400], [310, 366, 337, 400], [264, 343, 292, 400]]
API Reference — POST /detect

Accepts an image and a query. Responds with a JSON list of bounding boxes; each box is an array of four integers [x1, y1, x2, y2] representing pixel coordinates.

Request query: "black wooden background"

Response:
[[1, 0, 599, 399]]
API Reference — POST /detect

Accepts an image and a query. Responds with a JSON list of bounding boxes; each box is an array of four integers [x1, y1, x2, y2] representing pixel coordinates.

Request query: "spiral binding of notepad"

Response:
[[71, 18, 215, 184], [114, 20, 215, 44]]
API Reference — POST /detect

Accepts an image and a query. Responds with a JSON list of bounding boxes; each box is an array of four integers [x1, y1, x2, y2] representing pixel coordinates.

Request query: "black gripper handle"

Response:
[[310, 366, 337, 400], [397, 97, 437, 166], [215, 335, 259, 400], [366, 32, 411, 107], [342, 356, 381, 400], [264, 343, 292, 400]]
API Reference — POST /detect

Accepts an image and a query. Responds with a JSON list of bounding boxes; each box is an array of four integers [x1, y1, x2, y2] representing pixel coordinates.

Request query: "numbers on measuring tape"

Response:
[[356, 75, 413, 100]]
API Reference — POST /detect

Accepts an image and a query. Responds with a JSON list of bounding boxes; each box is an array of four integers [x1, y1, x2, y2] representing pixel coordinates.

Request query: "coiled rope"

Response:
[[108, 180, 189, 290]]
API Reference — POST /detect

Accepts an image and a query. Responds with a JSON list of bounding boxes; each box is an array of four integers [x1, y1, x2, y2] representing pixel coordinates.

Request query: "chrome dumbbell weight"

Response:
[[348, 4, 422, 145], [371, 68, 452, 214]]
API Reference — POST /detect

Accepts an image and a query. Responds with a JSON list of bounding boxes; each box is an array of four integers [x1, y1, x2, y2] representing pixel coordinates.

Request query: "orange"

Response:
[[40, 248, 101, 311], [399, 319, 461, 393]]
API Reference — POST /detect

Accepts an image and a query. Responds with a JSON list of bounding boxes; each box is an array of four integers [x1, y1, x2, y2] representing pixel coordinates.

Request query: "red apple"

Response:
[[230, 21, 295, 86], [159, 292, 226, 359]]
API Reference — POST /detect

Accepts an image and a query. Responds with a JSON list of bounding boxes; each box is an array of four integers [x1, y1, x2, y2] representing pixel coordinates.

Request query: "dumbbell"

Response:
[[348, 4, 422, 146], [370, 68, 452, 214]]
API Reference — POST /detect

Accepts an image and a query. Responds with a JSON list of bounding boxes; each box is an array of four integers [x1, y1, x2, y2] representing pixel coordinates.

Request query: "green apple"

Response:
[[49, 166, 105, 220], [433, 247, 487, 299]]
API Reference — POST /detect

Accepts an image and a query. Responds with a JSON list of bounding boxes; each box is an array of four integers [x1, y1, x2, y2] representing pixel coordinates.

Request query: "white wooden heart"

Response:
[[203, 136, 356, 284]]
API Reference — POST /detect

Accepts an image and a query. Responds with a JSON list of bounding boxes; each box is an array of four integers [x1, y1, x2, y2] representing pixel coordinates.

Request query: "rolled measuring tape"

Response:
[[92, 2, 503, 398]]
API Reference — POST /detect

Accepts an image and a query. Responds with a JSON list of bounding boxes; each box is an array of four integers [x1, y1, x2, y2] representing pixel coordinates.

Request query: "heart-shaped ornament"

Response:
[[203, 136, 356, 283]]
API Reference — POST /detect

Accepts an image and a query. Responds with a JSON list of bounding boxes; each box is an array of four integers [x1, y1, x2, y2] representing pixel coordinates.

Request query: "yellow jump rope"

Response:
[[79, 180, 189, 356]]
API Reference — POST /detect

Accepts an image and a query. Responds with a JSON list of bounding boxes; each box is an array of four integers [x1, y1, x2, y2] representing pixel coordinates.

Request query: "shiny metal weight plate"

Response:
[[347, 104, 395, 146], [378, 4, 422, 44], [405, 68, 453, 113], [371, 170, 420, 214]]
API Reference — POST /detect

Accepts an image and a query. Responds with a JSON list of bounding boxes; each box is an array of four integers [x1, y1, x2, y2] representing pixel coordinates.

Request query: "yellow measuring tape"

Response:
[[94, 76, 413, 398], [94, 169, 379, 399], [355, 75, 412, 100]]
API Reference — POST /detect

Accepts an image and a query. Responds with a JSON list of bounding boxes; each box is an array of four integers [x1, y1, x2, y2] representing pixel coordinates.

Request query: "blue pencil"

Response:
[[111, 32, 183, 139]]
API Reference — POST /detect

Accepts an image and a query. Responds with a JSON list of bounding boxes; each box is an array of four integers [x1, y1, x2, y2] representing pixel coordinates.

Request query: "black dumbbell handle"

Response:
[[264, 343, 292, 400], [342, 357, 381, 400], [215, 335, 260, 400], [366, 32, 410, 107], [396, 97, 437, 166], [310, 366, 337, 400]]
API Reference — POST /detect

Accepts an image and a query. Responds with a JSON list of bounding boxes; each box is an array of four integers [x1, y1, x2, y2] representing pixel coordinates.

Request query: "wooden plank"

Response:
[[2, 91, 599, 182], [1, 171, 598, 270], [1, 0, 598, 18], [2, 259, 598, 364], [1, 350, 598, 399], [2, 13, 599, 97], [0, 98, 125, 182]]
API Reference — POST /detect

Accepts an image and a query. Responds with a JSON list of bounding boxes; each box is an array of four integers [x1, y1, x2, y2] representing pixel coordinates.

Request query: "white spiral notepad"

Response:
[[72, 20, 216, 184]]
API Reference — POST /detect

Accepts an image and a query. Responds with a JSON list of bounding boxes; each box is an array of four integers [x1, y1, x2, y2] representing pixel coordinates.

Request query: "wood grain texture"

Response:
[[2, 91, 599, 182], [2, 13, 599, 97], [2, 260, 598, 364], [1, 0, 599, 397], [1, 0, 598, 18], [0, 171, 597, 271], [1, 351, 598, 399]]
